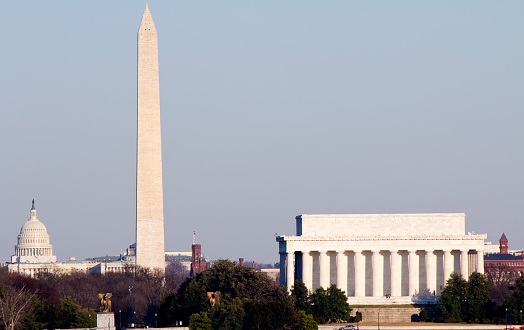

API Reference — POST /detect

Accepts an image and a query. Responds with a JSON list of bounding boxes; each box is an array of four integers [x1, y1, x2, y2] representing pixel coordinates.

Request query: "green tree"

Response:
[[189, 312, 212, 330], [418, 310, 428, 322], [296, 310, 317, 330], [291, 280, 311, 313], [243, 299, 298, 330], [55, 296, 80, 329], [52, 297, 96, 329], [504, 277, 524, 322], [325, 285, 351, 321], [74, 308, 96, 328], [465, 272, 492, 322], [198, 260, 287, 301], [23, 297, 47, 330], [158, 259, 294, 328], [158, 279, 209, 326], [310, 285, 351, 323], [438, 272, 467, 322], [310, 287, 328, 324], [209, 298, 245, 329]]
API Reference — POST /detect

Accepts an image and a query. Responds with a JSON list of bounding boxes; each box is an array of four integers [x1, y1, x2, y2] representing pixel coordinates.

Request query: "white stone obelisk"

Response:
[[136, 4, 165, 270]]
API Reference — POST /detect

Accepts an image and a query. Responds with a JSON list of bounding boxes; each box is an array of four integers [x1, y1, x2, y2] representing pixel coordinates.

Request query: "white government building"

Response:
[[7, 201, 198, 277], [277, 213, 487, 305], [8, 201, 129, 276]]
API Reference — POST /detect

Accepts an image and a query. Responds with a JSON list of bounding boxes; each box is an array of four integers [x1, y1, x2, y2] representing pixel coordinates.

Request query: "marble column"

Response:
[[336, 251, 348, 295], [460, 250, 469, 279], [476, 250, 484, 274], [286, 251, 294, 292], [372, 250, 383, 297], [279, 253, 286, 287], [408, 250, 419, 296], [354, 250, 365, 297], [390, 250, 402, 297], [426, 250, 437, 296], [443, 250, 453, 285], [319, 251, 329, 289], [302, 250, 313, 292]]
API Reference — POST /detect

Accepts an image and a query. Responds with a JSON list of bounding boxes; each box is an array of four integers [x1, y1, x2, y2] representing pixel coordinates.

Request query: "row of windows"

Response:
[[489, 262, 523, 266], [19, 238, 48, 244], [105, 267, 124, 272]]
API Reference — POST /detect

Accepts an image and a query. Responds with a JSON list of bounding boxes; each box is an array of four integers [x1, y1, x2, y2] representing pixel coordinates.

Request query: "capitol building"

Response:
[[11, 200, 56, 265], [7, 201, 129, 276], [6, 201, 197, 277]]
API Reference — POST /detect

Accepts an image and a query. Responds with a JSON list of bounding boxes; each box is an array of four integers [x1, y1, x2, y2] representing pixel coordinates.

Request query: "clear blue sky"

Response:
[[1, 1, 523, 264]]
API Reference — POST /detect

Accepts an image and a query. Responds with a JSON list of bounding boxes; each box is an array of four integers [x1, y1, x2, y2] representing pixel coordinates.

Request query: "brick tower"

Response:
[[190, 244, 202, 277], [500, 233, 508, 254]]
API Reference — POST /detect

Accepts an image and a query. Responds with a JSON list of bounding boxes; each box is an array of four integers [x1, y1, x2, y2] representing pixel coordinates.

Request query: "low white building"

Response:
[[277, 213, 487, 305]]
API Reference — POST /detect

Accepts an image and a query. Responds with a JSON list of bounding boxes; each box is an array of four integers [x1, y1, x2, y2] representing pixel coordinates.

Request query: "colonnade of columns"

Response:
[[16, 247, 52, 257], [281, 248, 484, 297]]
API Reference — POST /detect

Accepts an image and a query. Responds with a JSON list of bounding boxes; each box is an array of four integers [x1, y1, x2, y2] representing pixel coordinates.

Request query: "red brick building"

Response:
[[190, 244, 208, 277], [484, 233, 524, 280]]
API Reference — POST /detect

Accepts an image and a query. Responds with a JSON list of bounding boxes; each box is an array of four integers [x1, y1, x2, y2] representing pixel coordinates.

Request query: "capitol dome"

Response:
[[11, 201, 57, 264]]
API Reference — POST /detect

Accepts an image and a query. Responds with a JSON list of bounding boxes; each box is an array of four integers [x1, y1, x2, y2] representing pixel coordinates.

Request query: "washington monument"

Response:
[[135, 4, 165, 270]]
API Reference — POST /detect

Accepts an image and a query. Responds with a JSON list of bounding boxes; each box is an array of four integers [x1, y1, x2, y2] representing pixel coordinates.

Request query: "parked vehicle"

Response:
[[338, 325, 357, 330]]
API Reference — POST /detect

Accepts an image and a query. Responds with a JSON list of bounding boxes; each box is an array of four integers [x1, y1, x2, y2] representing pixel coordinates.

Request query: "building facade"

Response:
[[277, 213, 486, 305], [484, 233, 524, 281]]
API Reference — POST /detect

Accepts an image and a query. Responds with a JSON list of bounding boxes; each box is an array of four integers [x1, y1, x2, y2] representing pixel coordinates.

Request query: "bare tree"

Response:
[[165, 262, 189, 292], [0, 285, 37, 330], [485, 263, 514, 305]]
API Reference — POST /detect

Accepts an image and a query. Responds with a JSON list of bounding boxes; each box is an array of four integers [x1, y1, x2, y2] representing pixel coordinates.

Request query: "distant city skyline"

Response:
[[1, 1, 523, 264]]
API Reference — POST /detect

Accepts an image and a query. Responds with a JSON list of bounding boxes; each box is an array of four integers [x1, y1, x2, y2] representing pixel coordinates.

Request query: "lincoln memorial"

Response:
[[276, 213, 487, 304]]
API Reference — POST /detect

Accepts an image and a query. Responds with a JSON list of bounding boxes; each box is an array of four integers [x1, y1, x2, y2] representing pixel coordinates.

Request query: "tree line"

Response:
[[9, 259, 524, 329], [437, 271, 524, 325], [0, 260, 353, 330], [0, 264, 187, 330]]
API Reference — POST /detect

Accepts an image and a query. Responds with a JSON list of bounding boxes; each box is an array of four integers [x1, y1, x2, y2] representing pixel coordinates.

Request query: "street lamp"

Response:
[[520, 310, 522, 330], [378, 309, 380, 330], [506, 308, 508, 330], [119, 310, 121, 329], [155, 313, 158, 328], [129, 286, 133, 327]]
